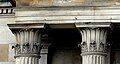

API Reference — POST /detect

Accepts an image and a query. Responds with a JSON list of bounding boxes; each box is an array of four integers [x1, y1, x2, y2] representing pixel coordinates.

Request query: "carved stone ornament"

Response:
[[11, 28, 43, 55], [79, 28, 109, 54], [80, 41, 87, 53], [75, 19, 111, 64], [80, 41, 108, 53], [89, 41, 97, 52], [12, 43, 43, 55]]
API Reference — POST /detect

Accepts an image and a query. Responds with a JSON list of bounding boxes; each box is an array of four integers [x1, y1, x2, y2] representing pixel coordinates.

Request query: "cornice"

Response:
[[75, 22, 111, 28], [7, 23, 45, 29]]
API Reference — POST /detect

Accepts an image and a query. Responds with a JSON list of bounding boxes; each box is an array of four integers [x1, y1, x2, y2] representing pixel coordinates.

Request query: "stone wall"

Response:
[[0, 15, 15, 64]]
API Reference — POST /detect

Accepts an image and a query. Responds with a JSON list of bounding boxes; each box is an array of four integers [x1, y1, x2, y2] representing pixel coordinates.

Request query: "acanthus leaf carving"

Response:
[[80, 41, 88, 53], [12, 42, 43, 55], [79, 28, 110, 54], [80, 41, 108, 53], [89, 41, 97, 52]]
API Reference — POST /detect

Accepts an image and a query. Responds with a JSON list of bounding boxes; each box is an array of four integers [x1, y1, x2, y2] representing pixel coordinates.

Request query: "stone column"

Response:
[[8, 23, 44, 64], [40, 39, 51, 64], [75, 22, 111, 64]]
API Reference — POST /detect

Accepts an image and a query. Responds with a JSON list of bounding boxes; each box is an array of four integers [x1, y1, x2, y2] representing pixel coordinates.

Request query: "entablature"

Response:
[[14, 6, 120, 24]]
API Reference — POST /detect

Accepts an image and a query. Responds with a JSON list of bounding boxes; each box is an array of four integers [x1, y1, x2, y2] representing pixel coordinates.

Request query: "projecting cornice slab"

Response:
[[75, 22, 111, 28], [8, 23, 45, 29]]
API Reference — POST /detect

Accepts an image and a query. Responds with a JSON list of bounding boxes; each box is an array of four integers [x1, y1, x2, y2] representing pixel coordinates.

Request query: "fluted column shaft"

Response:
[[12, 28, 43, 64], [82, 55, 106, 64], [79, 28, 109, 64], [16, 57, 39, 64]]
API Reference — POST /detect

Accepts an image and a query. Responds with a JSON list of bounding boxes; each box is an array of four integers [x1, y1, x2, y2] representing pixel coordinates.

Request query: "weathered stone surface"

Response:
[[16, 0, 33, 6], [9, 44, 15, 62], [0, 17, 15, 44], [0, 44, 9, 62], [16, 0, 52, 6], [15, 0, 120, 6], [0, 62, 15, 64]]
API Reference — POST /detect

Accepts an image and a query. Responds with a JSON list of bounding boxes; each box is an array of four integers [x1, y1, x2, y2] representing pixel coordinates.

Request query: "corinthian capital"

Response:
[[75, 22, 111, 55], [80, 28, 109, 53], [8, 23, 44, 57]]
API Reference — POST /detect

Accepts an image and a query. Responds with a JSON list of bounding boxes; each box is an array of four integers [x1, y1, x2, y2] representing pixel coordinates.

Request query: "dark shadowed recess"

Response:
[[46, 28, 82, 64]]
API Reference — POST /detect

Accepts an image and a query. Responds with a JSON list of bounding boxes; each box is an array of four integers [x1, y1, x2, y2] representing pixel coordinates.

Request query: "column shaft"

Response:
[[16, 57, 39, 64], [82, 55, 105, 64]]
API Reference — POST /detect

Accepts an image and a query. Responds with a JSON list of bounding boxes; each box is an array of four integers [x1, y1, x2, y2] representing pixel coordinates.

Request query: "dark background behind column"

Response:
[[47, 29, 82, 64]]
